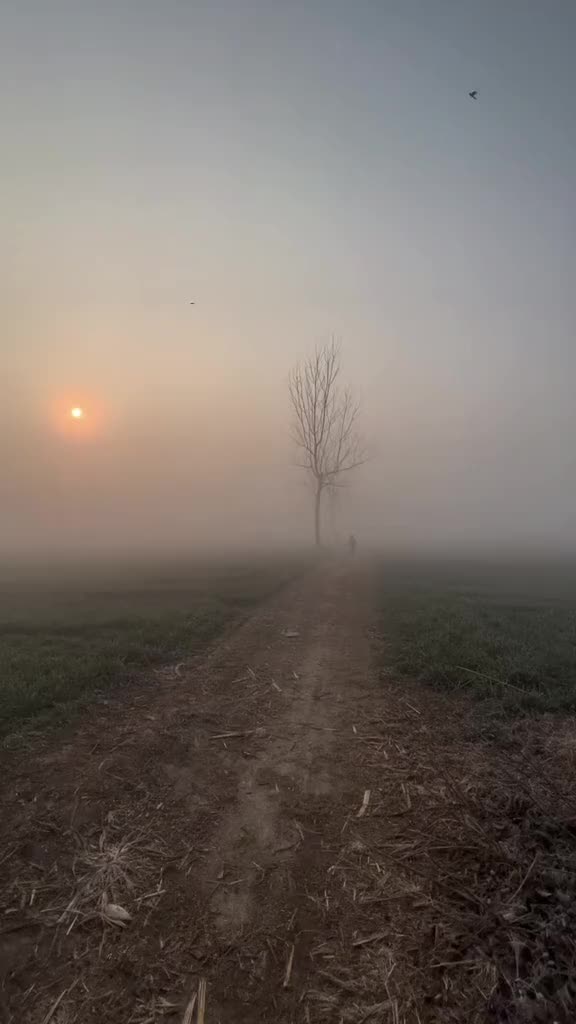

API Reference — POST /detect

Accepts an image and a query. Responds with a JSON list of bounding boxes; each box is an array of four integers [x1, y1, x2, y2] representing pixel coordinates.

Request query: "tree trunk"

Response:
[[314, 484, 323, 547]]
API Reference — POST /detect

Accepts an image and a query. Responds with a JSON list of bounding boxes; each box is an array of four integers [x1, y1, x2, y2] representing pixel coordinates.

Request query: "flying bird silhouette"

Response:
[[469, 90, 478, 100]]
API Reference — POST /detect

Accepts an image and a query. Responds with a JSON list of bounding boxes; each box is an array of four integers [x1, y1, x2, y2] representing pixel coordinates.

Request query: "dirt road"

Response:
[[1, 563, 575, 1023]]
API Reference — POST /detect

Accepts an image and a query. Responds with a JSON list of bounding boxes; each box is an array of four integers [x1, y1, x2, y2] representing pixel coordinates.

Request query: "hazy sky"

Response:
[[3, 0, 576, 551]]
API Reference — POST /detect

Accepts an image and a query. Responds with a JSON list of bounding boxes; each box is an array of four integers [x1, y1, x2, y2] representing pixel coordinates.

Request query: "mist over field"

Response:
[[3, 375, 576, 558], [3, 2, 576, 560]]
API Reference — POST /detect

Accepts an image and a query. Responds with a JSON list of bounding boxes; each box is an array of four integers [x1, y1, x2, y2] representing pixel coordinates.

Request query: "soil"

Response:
[[1, 562, 576, 1024]]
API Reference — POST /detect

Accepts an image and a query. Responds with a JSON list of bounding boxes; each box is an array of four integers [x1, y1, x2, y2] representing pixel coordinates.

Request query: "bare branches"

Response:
[[289, 341, 366, 544]]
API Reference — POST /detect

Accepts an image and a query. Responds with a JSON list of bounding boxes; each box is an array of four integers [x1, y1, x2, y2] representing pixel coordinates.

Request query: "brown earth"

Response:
[[1, 563, 576, 1024]]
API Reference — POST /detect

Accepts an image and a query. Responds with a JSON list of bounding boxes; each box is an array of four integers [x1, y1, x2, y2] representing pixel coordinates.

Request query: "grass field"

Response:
[[0, 554, 305, 737], [5, 553, 574, 740], [378, 557, 576, 715]]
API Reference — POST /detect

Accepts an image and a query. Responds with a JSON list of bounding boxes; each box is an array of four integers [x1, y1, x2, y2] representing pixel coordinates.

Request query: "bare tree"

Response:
[[289, 341, 366, 546]]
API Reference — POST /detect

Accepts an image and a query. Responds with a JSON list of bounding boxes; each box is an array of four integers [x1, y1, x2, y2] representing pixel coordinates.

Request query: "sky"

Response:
[[2, 0, 576, 553]]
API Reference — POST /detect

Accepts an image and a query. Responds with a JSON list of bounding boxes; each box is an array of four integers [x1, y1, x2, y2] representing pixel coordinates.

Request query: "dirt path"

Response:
[[1, 563, 576, 1023]]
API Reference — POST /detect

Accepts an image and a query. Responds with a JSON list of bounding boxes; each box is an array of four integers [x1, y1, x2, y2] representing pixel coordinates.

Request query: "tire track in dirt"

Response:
[[194, 563, 374, 1023]]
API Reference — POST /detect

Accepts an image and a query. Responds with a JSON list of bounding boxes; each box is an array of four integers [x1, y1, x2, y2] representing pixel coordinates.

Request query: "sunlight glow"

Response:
[[70, 406, 85, 419]]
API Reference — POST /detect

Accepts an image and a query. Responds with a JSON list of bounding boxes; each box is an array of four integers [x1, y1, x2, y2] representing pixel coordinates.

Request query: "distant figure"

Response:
[[348, 533, 357, 557]]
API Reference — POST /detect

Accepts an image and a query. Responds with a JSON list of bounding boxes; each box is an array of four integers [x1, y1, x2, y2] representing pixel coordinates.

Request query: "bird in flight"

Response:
[[469, 90, 478, 100], [190, 301, 195, 305]]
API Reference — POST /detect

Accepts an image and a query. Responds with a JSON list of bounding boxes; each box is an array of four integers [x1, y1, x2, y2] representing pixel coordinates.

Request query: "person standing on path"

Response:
[[348, 533, 357, 557]]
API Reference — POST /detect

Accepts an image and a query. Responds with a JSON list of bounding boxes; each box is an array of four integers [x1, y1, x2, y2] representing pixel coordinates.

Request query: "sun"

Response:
[[70, 406, 85, 420]]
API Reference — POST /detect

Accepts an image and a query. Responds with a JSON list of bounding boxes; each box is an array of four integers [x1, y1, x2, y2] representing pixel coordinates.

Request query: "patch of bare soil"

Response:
[[1, 563, 576, 1023]]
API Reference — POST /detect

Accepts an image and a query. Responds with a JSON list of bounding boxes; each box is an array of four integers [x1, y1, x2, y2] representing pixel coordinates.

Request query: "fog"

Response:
[[3, 0, 576, 559]]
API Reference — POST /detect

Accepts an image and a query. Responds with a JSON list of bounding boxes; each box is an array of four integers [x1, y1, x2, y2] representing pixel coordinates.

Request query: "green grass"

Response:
[[0, 555, 306, 737], [377, 559, 576, 715]]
